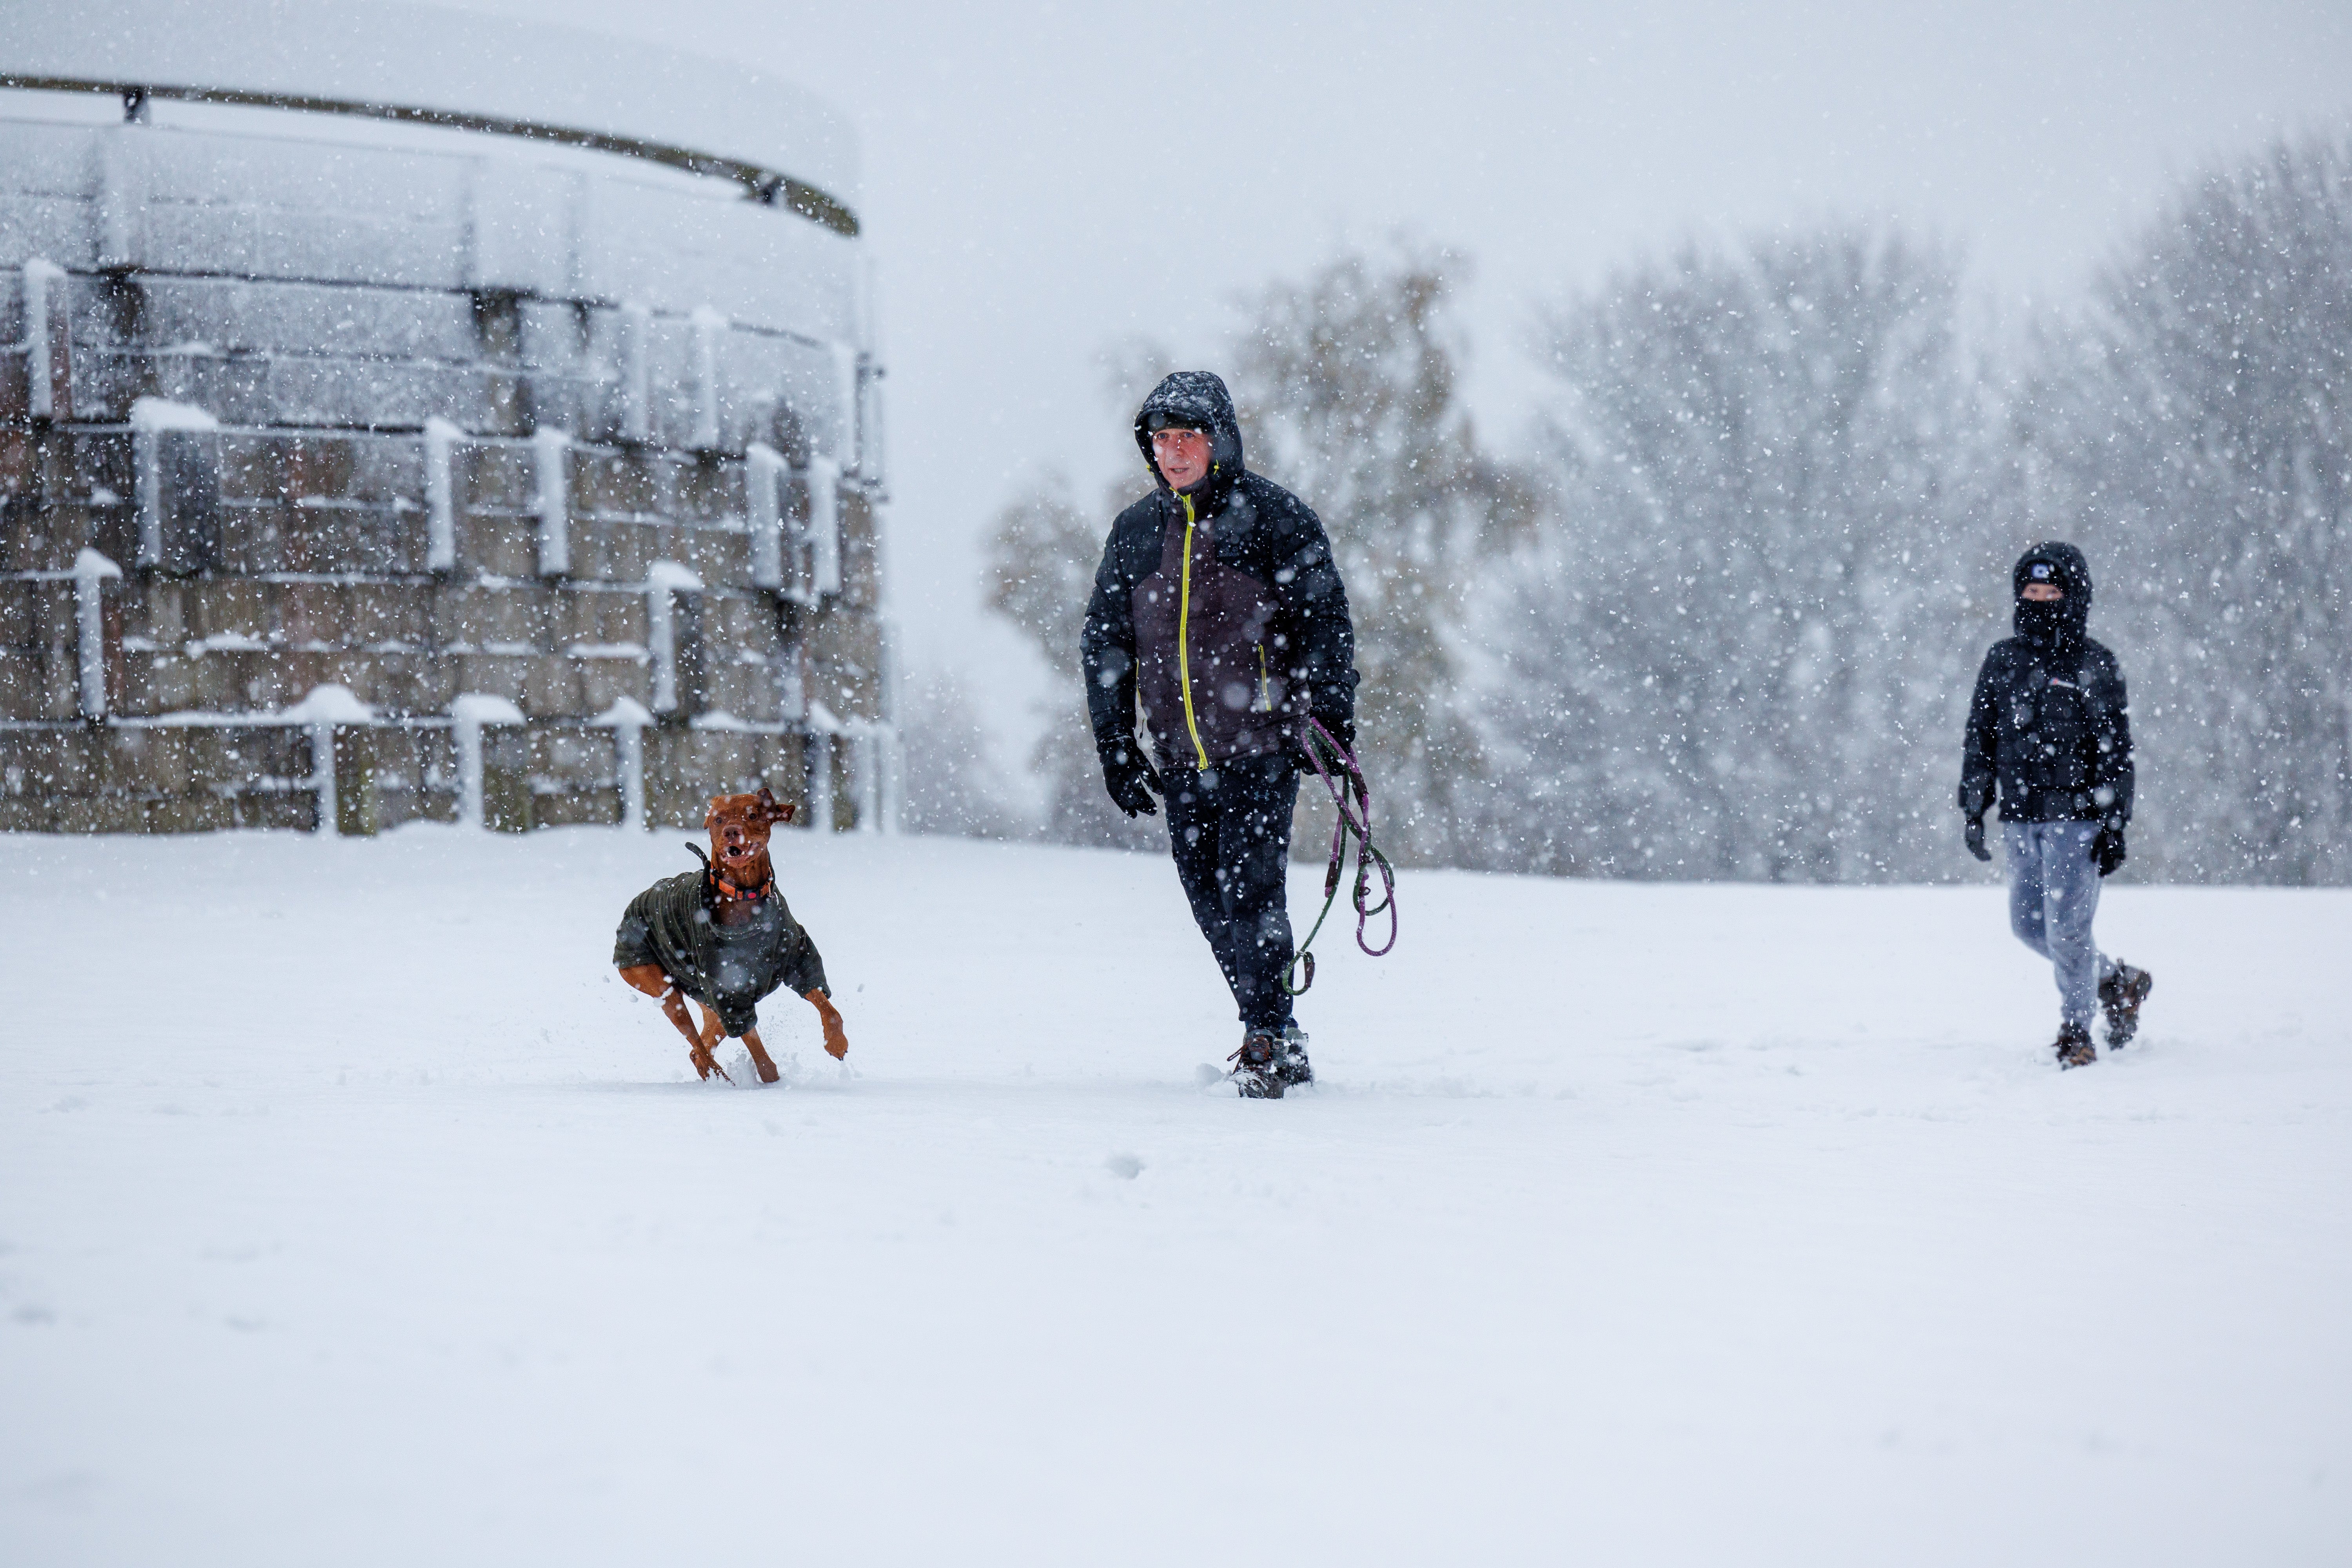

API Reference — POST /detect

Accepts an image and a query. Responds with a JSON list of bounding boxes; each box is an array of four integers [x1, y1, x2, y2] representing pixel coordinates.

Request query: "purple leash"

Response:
[[1283, 716, 1397, 996]]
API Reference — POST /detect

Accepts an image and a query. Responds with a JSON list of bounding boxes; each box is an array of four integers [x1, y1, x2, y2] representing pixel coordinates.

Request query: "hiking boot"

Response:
[[2054, 1020, 2096, 1069], [1230, 1030, 1285, 1099], [2099, 962, 2154, 1048], [1273, 1022, 1314, 1088]]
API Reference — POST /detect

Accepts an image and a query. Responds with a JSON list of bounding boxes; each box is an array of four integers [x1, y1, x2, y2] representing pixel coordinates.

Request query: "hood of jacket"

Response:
[[2013, 540, 2092, 658], [1133, 370, 1246, 515]]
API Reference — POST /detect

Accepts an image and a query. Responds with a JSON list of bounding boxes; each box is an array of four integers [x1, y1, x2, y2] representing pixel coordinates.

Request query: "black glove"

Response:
[[1288, 712, 1355, 771], [1964, 816, 1990, 863], [2092, 823, 2126, 877], [1098, 733, 1162, 818]]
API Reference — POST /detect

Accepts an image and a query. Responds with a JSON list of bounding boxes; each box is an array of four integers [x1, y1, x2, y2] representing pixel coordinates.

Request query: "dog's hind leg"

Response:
[[740, 1026, 782, 1085]]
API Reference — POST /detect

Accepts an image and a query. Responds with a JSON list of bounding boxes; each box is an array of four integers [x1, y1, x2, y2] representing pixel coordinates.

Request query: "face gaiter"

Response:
[[2011, 543, 2093, 667], [2014, 597, 2068, 648], [2013, 587, 2088, 668]]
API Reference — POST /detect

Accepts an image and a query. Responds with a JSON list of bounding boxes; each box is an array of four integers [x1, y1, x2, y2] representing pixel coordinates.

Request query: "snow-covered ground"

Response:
[[2, 826, 2346, 1566]]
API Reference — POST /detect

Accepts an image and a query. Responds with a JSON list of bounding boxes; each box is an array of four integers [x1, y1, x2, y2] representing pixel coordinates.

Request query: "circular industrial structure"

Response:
[[0, 0, 895, 834]]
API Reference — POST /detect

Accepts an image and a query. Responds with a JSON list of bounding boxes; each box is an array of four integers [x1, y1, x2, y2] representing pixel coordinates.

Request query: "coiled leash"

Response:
[[1283, 716, 1397, 996]]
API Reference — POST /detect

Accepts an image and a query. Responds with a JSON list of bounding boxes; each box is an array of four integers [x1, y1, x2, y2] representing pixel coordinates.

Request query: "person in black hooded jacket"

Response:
[[1960, 542, 2153, 1067], [1080, 370, 1359, 1098]]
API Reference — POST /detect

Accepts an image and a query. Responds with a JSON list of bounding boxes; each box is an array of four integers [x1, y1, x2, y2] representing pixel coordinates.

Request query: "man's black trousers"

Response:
[[1163, 753, 1299, 1034]]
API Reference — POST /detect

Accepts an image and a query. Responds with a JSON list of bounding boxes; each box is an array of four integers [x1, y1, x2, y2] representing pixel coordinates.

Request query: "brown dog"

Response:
[[614, 786, 848, 1084]]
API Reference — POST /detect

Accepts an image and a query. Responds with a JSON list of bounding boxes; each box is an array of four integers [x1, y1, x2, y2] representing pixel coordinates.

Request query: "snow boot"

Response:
[[2053, 1020, 2096, 1070], [1273, 1022, 1314, 1089], [1230, 1030, 1285, 1099], [2099, 962, 2154, 1048]]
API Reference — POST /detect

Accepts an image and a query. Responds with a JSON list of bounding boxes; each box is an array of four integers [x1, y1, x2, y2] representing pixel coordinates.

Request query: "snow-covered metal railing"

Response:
[[17, 258, 65, 421], [806, 455, 842, 597], [423, 417, 459, 573], [533, 427, 571, 577], [746, 442, 788, 592], [71, 549, 120, 720], [282, 684, 372, 837], [644, 561, 705, 717], [0, 4, 885, 840], [130, 396, 218, 572], [450, 692, 525, 831], [593, 698, 653, 832], [688, 309, 726, 453], [0, 0, 862, 234], [615, 304, 653, 445]]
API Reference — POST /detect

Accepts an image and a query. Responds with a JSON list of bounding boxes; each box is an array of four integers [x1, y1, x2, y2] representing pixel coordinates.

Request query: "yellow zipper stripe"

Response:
[[1256, 644, 1269, 711], [1176, 494, 1209, 769]]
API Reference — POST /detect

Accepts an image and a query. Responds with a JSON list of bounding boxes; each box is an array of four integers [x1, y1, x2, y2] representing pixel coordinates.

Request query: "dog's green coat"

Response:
[[613, 871, 829, 1037]]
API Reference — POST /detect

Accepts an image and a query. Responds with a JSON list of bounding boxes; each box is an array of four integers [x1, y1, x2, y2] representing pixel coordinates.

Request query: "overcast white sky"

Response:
[[468, 0, 2350, 721]]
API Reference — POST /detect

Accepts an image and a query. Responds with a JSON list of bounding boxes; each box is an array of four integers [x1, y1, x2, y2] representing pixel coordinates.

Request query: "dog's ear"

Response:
[[757, 785, 793, 826], [775, 801, 797, 824]]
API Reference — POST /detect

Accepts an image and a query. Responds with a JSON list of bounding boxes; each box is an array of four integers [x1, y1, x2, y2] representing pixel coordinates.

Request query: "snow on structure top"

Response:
[[0, 0, 860, 233], [0, 4, 895, 838]]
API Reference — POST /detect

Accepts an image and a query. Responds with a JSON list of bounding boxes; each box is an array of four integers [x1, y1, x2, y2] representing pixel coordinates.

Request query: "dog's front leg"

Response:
[[688, 1000, 735, 1084], [622, 964, 721, 1078], [657, 985, 717, 1076], [805, 989, 849, 1060], [740, 1026, 782, 1085]]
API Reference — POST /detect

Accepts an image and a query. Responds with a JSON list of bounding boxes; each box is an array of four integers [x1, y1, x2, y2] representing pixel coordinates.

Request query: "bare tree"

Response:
[[984, 474, 1161, 849], [1485, 226, 1992, 881], [1227, 243, 1541, 866], [895, 663, 1030, 840]]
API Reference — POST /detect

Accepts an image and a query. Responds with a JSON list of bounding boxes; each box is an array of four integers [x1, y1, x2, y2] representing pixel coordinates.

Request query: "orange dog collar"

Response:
[[711, 873, 772, 902]]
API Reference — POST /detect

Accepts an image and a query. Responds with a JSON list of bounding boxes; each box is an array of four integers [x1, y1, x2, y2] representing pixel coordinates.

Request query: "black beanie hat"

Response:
[[2012, 542, 2093, 607]]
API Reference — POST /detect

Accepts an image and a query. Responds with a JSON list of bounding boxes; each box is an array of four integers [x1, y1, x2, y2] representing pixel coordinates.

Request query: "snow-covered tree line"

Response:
[[2013, 133, 2352, 883], [933, 129, 2352, 885]]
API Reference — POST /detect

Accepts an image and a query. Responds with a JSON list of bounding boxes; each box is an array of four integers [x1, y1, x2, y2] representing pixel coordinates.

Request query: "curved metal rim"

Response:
[[0, 73, 860, 238]]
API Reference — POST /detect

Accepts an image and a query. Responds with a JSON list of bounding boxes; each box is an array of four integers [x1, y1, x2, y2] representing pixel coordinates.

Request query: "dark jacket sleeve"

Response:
[[1080, 510, 1142, 749], [2088, 650, 2134, 827], [1267, 494, 1359, 724], [1959, 646, 2001, 819]]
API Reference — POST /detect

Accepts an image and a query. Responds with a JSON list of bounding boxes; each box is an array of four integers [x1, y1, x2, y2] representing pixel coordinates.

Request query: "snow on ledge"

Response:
[[592, 698, 654, 728], [450, 693, 527, 726], [128, 396, 221, 432], [645, 560, 705, 593], [280, 684, 374, 724]]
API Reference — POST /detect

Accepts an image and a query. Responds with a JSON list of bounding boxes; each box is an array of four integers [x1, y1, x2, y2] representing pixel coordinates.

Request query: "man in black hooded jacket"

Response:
[[1081, 371, 1359, 1098], [1961, 542, 2153, 1067]]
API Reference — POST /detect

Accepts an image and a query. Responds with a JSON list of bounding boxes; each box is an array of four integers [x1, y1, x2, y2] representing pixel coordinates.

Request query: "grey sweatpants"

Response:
[[2004, 820, 2114, 1025]]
